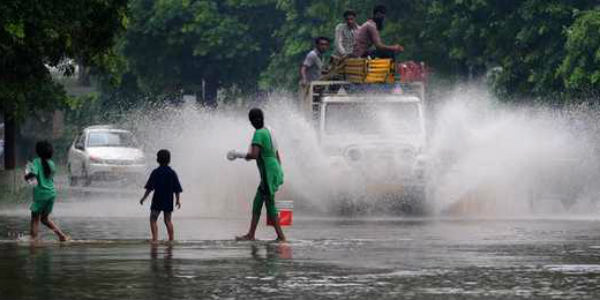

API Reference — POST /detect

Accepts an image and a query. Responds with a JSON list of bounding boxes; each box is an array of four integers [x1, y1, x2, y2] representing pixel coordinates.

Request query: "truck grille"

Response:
[[345, 147, 416, 164]]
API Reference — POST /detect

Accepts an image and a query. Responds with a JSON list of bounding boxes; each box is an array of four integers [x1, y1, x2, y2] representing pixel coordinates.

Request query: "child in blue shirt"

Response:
[[140, 149, 183, 242]]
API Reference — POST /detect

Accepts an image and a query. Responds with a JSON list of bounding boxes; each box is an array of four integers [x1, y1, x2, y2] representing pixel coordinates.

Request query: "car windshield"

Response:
[[87, 131, 138, 148], [325, 102, 421, 135]]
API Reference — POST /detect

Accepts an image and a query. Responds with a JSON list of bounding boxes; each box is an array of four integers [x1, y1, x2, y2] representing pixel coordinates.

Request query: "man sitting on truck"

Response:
[[352, 5, 404, 59], [300, 36, 330, 86], [334, 10, 359, 58]]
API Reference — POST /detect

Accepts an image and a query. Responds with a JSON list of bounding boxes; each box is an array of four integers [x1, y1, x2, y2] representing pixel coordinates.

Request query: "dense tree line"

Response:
[[421, 0, 599, 100], [1, 0, 127, 168], [107, 0, 598, 102], [113, 0, 283, 106], [1, 0, 599, 169]]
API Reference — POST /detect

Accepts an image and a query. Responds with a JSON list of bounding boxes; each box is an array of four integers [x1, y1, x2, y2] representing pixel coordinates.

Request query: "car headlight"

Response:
[[89, 155, 104, 164]]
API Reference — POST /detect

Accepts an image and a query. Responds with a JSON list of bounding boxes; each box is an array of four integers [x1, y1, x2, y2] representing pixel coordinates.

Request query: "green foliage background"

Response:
[[104, 0, 599, 103], [0, 0, 128, 120], [2, 0, 600, 124]]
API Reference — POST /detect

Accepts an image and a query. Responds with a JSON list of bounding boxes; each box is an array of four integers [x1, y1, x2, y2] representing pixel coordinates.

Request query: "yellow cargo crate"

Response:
[[343, 58, 394, 83]]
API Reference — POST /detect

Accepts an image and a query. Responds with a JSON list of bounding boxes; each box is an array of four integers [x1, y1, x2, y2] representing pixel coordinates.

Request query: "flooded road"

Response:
[[2, 209, 600, 299]]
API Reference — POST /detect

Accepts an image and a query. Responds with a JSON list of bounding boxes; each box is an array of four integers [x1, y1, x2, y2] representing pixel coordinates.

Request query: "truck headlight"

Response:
[[346, 148, 362, 162]]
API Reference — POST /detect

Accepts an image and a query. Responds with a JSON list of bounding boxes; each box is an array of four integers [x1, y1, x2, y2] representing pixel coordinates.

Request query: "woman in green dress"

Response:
[[24, 141, 69, 241], [228, 108, 286, 241]]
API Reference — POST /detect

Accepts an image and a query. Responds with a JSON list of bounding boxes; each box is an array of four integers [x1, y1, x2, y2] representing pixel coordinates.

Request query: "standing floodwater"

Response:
[[2, 88, 600, 300], [2, 214, 600, 299], [3, 1, 599, 299]]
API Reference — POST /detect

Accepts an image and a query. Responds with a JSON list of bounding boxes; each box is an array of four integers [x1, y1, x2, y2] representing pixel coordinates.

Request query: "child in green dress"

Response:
[[24, 141, 68, 241], [228, 108, 286, 241]]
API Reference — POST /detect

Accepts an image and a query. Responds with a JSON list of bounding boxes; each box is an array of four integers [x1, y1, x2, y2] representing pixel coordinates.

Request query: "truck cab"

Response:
[[302, 72, 429, 213]]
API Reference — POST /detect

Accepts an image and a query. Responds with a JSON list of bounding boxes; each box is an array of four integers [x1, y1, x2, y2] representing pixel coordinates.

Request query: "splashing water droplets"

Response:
[[48, 87, 600, 218]]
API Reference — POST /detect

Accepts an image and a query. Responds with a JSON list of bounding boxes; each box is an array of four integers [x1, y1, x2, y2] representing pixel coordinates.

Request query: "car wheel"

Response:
[[68, 166, 78, 187], [82, 168, 92, 187]]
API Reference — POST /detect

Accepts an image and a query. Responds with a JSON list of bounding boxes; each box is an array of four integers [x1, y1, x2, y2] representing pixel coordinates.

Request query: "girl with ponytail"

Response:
[[24, 141, 68, 241]]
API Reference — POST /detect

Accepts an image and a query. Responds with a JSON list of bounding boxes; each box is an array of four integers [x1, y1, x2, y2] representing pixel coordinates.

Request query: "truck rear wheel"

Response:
[[399, 185, 428, 215]]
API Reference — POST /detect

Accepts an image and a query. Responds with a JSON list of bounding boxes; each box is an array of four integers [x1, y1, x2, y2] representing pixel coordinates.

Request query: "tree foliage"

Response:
[[406, 0, 598, 99], [114, 0, 284, 105], [558, 9, 600, 94], [4, 0, 599, 114], [0, 0, 128, 119], [256, 0, 599, 100], [259, 0, 426, 90]]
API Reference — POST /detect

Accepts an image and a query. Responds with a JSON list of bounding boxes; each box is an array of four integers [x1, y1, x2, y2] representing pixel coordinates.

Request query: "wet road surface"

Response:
[[2, 211, 600, 299]]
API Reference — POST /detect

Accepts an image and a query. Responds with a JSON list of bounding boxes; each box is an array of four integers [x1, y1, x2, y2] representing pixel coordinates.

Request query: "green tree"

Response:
[[100, 0, 599, 108], [0, 0, 127, 169], [423, 0, 597, 100], [558, 9, 600, 95], [115, 0, 284, 106], [423, 0, 519, 78], [260, 0, 427, 90], [492, 0, 593, 98]]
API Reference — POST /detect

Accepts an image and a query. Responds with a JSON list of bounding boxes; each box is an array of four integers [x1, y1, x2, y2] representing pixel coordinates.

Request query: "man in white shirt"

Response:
[[334, 10, 359, 58]]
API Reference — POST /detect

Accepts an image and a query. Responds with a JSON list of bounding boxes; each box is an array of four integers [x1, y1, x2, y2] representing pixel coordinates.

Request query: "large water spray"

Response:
[[428, 86, 600, 216], [38, 85, 600, 219]]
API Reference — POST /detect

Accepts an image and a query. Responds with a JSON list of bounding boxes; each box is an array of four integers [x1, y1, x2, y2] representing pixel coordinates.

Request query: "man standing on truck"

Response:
[[300, 37, 330, 86], [352, 5, 403, 59], [334, 10, 359, 58]]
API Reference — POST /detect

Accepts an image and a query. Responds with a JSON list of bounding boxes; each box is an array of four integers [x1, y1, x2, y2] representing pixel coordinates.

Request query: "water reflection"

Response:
[[250, 243, 293, 261], [28, 244, 51, 299], [150, 243, 174, 260], [2, 216, 600, 299], [148, 243, 175, 299]]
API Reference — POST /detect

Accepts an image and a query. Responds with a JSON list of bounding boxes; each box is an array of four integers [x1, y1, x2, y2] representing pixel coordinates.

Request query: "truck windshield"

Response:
[[325, 102, 421, 135], [87, 131, 138, 148]]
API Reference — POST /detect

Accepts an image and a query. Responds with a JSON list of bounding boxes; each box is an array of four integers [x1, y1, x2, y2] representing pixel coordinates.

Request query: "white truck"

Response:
[[301, 69, 429, 214]]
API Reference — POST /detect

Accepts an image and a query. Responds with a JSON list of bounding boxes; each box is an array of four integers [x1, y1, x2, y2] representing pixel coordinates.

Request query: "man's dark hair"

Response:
[[373, 4, 387, 15], [35, 141, 54, 178], [343, 10, 356, 18], [315, 36, 330, 45], [249, 108, 264, 129], [157, 149, 171, 166]]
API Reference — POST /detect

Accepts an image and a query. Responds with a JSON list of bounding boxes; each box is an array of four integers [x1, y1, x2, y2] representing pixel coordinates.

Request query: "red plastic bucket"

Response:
[[267, 200, 293, 227]]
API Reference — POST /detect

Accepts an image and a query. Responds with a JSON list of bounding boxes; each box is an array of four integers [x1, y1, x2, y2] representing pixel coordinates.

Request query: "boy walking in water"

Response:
[[140, 149, 183, 242], [24, 141, 69, 241], [228, 108, 286, 241]]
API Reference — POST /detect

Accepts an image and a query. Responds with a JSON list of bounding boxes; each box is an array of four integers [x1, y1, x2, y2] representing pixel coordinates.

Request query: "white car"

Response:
[[67, 125, 147, 186]]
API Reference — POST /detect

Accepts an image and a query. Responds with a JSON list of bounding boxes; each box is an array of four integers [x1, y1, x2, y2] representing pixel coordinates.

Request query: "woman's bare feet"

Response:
[[235, 234, 255, 241]]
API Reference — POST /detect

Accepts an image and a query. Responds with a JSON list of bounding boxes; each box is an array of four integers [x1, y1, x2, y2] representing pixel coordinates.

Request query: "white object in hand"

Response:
[[25, 162, 37, 186], [227, 150, 246, 161]]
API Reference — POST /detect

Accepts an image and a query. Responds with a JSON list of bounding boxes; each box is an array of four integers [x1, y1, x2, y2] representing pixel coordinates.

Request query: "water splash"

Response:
[[427, 85, 600, 216], [18, 86, 600, 219]]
